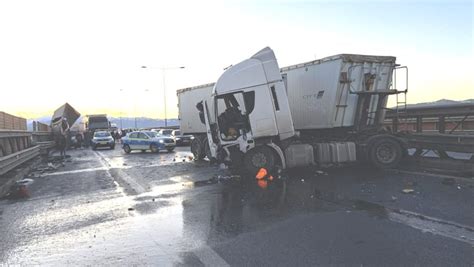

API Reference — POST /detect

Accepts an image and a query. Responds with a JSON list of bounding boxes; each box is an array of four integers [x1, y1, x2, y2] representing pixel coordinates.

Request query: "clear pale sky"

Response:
[[0, 0, 472, 119]]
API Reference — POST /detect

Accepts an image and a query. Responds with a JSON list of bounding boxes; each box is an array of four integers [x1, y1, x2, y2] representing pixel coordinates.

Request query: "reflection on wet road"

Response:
[[0, 147, 473, 265]]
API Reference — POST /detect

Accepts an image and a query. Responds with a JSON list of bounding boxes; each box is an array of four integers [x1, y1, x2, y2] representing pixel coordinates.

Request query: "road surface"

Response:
[[1, 145, 473, 266]]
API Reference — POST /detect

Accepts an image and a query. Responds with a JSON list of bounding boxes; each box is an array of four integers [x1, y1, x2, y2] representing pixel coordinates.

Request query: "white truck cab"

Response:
[[203, 47, 295, 172]]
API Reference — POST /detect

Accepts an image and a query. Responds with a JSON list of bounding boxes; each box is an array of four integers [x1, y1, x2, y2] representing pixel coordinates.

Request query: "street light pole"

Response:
[[162, 68, 168, 127], [141, 66, 185, 128], [119, 89, 124, 130]]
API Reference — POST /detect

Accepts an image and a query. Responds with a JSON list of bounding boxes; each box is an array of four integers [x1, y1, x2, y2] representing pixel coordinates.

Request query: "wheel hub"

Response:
[[251, 152, 267, 167], [376, 144, 395, 163]]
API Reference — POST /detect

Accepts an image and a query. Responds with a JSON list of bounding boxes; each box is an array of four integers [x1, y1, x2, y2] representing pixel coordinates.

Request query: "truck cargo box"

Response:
[[51, 103, 81, 130], [177, 83, 215, 135], [281, 54, 396, 130]]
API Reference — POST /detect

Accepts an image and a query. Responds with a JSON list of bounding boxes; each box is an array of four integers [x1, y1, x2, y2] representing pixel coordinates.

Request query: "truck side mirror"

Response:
[[196, 101, 205, 124], [196, 102, 204, 112]]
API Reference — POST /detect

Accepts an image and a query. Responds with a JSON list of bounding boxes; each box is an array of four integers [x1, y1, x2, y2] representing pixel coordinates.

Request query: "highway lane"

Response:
[[0, 145, 473, 266]]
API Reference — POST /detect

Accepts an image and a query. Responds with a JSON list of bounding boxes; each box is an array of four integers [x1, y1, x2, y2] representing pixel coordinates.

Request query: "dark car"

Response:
[[171, 130, 193, 146]]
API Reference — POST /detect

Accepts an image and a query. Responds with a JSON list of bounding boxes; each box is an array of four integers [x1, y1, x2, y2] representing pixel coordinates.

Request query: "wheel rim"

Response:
[[124, 145, 130, 152], [191, 141, 199, 155], [376, 144, 396, 164], [251, 152, 267, 168], [151, 145, 158, 152]]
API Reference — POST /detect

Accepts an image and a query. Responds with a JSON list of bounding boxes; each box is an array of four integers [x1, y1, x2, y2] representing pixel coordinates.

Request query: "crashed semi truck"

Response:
[[178, 47, 408, 173], [51, 103, 81, 134], [85, 114, 110, 133]]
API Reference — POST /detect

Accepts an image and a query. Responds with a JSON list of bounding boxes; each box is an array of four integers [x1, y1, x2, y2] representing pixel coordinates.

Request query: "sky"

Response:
[[0, 0, 472, 119]]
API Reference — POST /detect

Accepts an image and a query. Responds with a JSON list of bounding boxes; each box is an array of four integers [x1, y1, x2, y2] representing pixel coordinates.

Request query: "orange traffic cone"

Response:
[[256, 168, 268, 180]]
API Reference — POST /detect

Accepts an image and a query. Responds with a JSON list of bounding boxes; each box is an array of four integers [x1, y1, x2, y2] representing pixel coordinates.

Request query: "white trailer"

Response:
[[200, 47, 408, 174], [177, 83, 215, 159], [281, 54, 396, 130], [177, 83, 215, 135]]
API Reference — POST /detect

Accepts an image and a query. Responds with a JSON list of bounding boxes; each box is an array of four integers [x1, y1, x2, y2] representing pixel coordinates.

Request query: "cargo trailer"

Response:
[[51, 103, 81, 134], [198, 47, 408, 174], [177, 83, 214, 159]]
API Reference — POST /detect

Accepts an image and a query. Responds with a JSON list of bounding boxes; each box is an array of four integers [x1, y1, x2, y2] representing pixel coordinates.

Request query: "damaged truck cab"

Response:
[[202, 47, 407, 174], [203, 48, 295, 173]]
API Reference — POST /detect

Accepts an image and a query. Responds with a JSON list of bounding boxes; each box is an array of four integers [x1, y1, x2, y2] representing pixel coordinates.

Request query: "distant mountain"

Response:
[[27, 116, 179, 131], [109, 117, 179, 129], [404, 99, 474, 109]]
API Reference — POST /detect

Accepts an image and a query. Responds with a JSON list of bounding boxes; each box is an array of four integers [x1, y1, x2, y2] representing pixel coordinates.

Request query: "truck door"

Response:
[[203, 100, 218, 159]]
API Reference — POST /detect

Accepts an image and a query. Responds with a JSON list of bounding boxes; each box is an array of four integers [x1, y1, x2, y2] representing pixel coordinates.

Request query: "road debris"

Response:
[[315, 170, 328, 176], [47, 163, 58, 170], [127, 207, 135, 211], [219, 163, 228, 170], [402, 188, 415, 194], [441, 178, 455, 185]]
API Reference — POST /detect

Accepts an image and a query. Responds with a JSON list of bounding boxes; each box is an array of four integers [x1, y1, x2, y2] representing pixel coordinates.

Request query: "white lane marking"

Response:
[[40, 159, 192, 177], [193, 245, 230, 267], [40, 167, 109, 176], [388, 209, 474, 245], [95, 151, 146, 194]]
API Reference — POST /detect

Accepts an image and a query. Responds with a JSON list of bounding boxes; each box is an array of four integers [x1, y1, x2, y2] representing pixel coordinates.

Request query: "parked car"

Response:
[[122, 131, 175, 153], [171, 130, 194, 146], [91, 131, 115, 150], [156, 129, 174, 136]]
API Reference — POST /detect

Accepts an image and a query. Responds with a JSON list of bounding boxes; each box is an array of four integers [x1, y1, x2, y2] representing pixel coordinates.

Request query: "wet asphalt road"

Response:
[[0, 145, 473, 266]]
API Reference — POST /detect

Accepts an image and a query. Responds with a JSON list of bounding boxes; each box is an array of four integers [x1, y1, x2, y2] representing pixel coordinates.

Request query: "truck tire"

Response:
[[204, 139, 213, 161], [191, 138, 205, 160], [243, 146, 276, 175], [368, 137, 402, 169]]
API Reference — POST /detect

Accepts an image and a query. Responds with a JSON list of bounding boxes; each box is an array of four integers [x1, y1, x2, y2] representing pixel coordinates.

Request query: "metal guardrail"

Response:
[[37, 141, 56, 154], [0, 130, 54, 175], [0, 145, 40, 176], [401, 133, 474, 154]]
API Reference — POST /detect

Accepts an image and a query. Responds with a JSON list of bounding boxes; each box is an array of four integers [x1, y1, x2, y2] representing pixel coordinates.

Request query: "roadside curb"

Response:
[[0, 157, 42, 198]]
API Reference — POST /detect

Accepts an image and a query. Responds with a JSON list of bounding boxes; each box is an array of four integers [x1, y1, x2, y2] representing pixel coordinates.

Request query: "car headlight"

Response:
[[159, 139, 164, 143], [190, 136, 195, 140]]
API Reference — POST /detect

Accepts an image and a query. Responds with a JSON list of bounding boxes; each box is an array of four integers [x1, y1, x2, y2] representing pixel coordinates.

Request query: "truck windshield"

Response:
[[216, 92, 251, 141]]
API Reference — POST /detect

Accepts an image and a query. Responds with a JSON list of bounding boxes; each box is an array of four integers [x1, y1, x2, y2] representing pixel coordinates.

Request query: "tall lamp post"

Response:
[[141, 66, 185, 127]]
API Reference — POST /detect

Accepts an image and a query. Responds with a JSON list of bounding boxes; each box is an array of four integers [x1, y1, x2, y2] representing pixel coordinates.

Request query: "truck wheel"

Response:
[[191, 138, 205, 160], [150, 144, 159, 153], [123, 145, 131, 154], [368, 137, 402, 169], [243, 146, 276, 175], [204, 139, 213, 161]]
